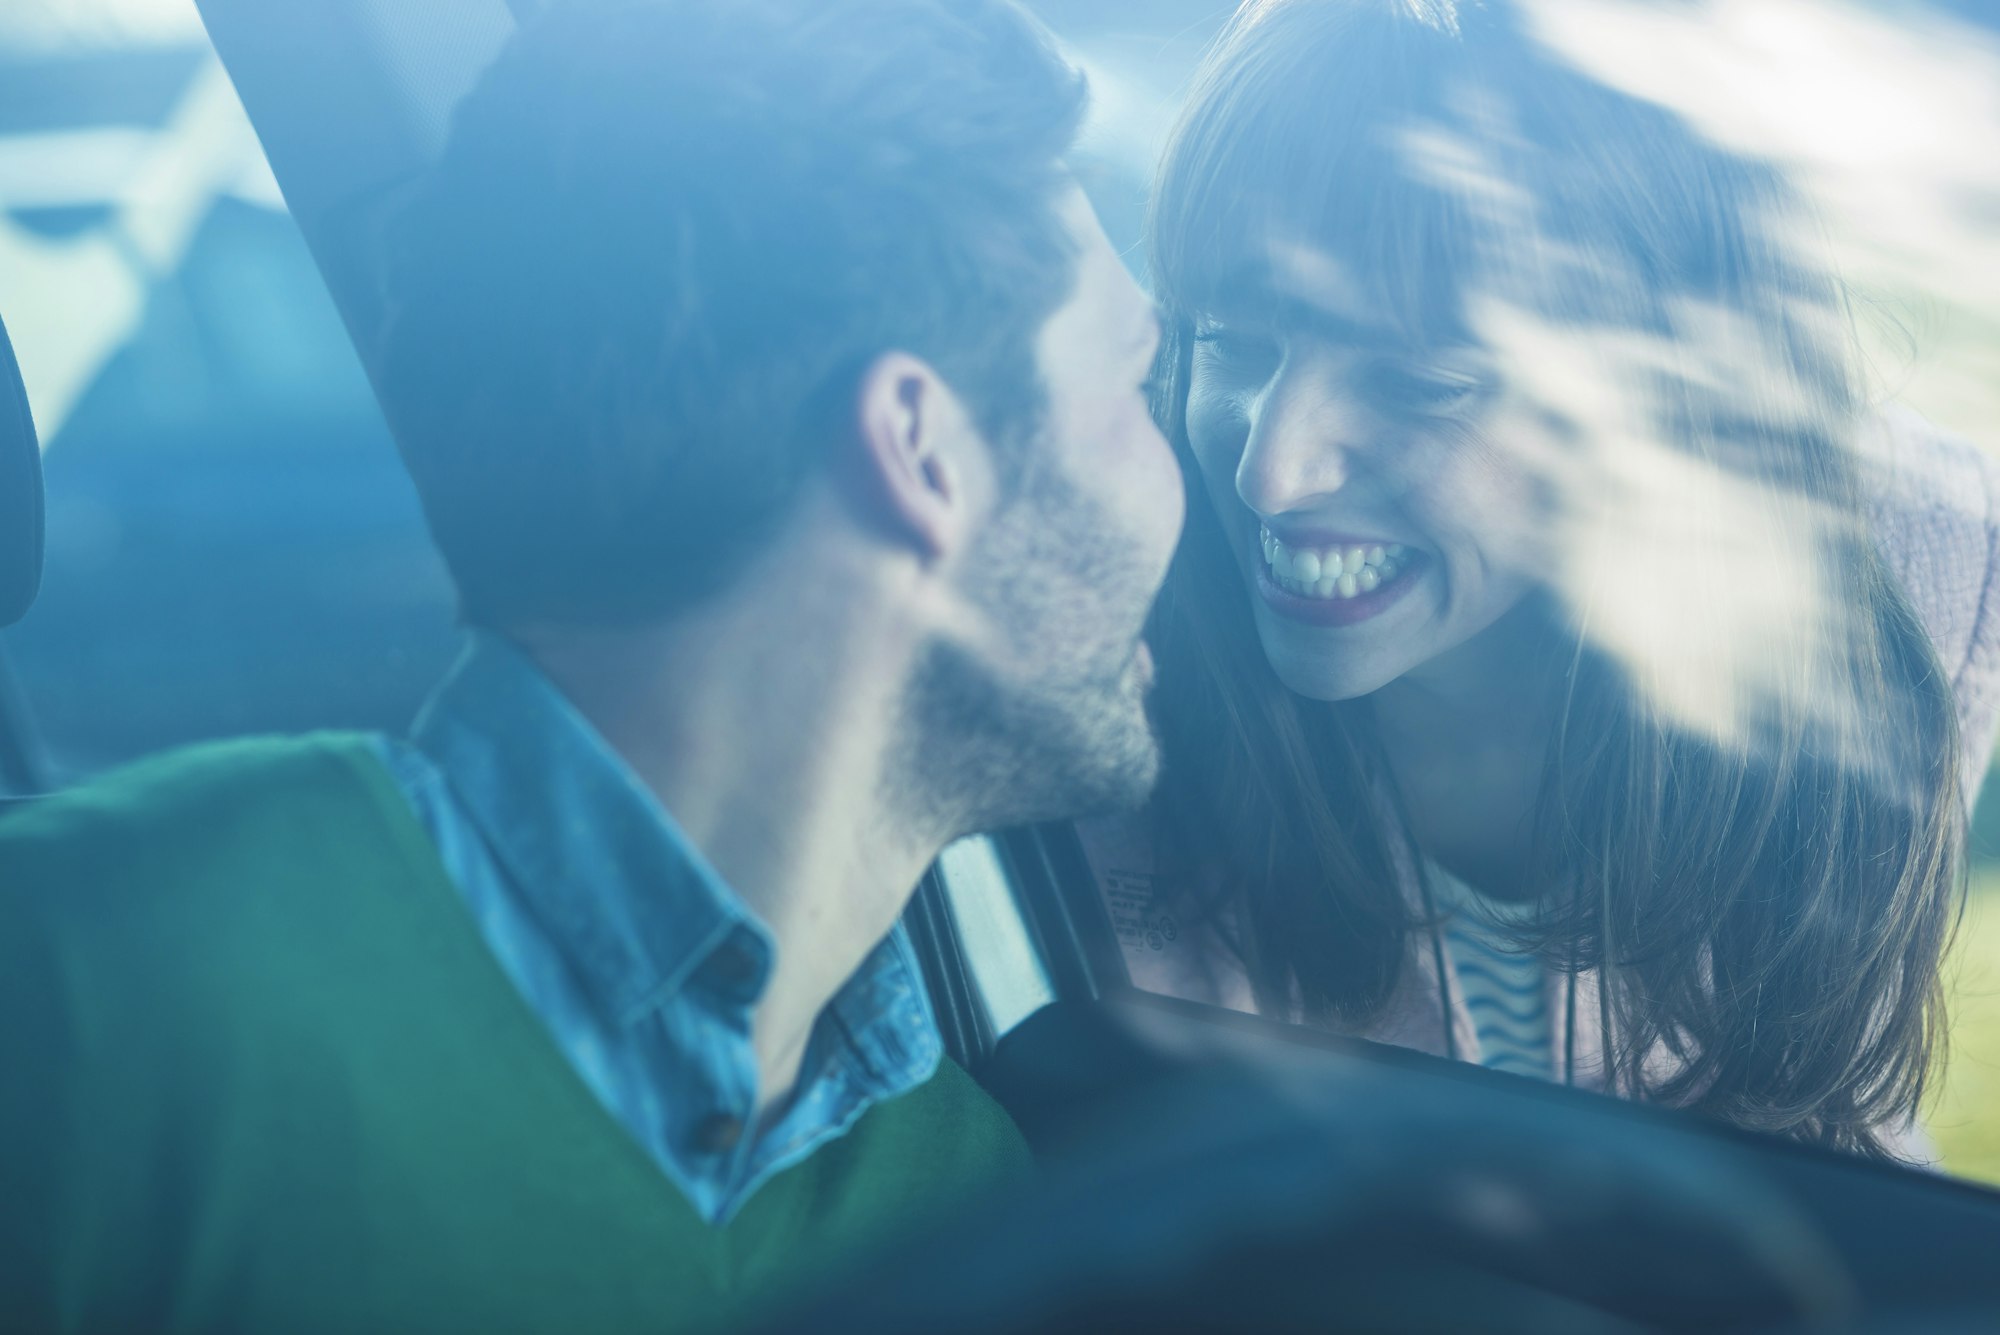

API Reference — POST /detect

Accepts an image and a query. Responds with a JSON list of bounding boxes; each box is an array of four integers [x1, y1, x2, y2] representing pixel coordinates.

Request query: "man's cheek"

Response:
[[1155, 457, 1188, 559], [1124, 426, 1185, 536], [1187, 427, 1250, 522]]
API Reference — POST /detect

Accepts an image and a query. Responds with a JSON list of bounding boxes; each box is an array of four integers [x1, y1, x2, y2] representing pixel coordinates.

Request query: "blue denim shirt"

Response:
[[375, 633, 943, 1224]]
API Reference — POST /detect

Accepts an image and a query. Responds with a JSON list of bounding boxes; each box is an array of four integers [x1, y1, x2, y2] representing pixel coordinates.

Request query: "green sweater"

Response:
[[0, 735, 1031, 1333]]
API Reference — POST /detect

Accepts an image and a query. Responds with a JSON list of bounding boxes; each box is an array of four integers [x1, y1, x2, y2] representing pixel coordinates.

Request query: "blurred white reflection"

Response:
[[0, 0, 278, 439], [1473, 295, 1849, 752], [0, 0, 204, 52], [1522, 0, 2000, 450]]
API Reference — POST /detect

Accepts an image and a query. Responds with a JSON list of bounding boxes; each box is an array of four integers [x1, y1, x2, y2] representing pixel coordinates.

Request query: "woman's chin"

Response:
[[1257, 627, 1414, 703]]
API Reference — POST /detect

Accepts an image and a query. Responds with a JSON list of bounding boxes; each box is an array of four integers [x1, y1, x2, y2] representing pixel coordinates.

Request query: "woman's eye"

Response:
[[1191, 327, 1280, 376], [1366, 363, 1487, 416]]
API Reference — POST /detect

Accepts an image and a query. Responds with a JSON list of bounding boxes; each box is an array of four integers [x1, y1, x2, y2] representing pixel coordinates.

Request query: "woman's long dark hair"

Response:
[[1145, 0, 1965, 1156]]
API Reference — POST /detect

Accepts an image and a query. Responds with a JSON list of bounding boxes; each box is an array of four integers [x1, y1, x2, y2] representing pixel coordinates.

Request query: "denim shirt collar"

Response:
[[408, 632, 941, 1110], [412, 631, 766, 1027]]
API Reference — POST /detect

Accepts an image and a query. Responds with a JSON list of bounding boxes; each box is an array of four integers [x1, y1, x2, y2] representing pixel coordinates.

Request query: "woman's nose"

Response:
[[1235, 355, 1367, 517]]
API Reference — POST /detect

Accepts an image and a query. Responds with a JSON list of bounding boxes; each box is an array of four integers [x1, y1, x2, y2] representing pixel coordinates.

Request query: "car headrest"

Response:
[[0, 312, 43, 629]]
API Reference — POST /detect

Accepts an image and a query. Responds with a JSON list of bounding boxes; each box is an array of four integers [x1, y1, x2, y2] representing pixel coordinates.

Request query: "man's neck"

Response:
[[517, 586, 937, 1110]]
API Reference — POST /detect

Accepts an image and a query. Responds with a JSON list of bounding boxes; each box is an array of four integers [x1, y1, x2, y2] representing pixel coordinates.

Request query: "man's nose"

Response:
[[1235, 354, 1366, 517]]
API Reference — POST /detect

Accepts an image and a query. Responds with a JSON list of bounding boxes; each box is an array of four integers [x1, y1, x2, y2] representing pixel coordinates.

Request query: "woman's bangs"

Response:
[[1152, 22, 1486, 348]]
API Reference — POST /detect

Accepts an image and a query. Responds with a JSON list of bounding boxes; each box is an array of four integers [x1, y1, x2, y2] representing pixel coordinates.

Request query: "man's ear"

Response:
[[847, 351, 986, 563]]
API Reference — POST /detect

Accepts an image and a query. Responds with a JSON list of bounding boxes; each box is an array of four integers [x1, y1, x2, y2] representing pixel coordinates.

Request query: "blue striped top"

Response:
[[1431, 865, 1551, 1080]]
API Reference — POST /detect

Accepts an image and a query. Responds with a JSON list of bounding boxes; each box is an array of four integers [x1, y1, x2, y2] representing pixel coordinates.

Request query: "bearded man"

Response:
[[0, 1, 1181, 1329]]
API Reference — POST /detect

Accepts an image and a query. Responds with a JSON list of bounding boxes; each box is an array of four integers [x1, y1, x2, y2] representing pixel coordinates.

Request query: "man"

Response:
[[0, 0, 1181, 1329]]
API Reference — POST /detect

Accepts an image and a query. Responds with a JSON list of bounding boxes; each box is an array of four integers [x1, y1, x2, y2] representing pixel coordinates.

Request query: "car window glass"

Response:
[[3, 0, 1998, 1185]]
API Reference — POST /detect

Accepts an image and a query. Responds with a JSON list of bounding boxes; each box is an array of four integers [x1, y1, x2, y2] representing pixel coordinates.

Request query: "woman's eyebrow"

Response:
[[1188, 268, 1405, 344], [1199, 297, 1421, 355]]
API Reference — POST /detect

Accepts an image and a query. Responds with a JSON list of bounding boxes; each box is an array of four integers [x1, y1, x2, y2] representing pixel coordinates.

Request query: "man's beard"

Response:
[[892, 466, 1163, 842]]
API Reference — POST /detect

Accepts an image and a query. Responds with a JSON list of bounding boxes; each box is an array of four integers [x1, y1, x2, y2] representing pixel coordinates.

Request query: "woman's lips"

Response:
[[1252, 536, 1425, 627]]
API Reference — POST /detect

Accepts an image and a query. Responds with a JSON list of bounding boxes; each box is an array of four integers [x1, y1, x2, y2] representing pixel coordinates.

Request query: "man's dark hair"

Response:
[[379, 0, 1087, 627]]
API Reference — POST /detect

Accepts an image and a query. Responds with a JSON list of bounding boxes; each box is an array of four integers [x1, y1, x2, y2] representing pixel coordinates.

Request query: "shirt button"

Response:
[[707, 941, 762, 993], [691, 1113, 744, 1155]]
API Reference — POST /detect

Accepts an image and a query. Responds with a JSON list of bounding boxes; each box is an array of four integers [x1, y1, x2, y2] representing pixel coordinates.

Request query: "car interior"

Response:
[[4, 0, 2000, 1327]]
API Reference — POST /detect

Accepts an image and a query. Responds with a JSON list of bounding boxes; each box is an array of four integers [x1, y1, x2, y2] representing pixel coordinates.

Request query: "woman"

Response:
[[1087, 0, 2000, 1158]]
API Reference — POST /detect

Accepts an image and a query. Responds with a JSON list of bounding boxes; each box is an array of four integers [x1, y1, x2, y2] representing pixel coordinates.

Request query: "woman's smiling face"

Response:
[[1183, 300, 1551, 701]]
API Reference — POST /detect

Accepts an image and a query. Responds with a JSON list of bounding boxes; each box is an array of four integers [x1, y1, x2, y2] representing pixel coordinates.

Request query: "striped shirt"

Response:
[[1430, 865, 1552, 1079]]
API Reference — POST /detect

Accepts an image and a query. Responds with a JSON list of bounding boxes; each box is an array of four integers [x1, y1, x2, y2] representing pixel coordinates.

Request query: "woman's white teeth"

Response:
[[1260, 528, 1411, 601]]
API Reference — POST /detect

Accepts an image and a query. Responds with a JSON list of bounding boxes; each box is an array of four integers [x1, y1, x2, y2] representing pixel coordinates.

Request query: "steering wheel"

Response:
[[769, 1004, 1853, 1333]]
